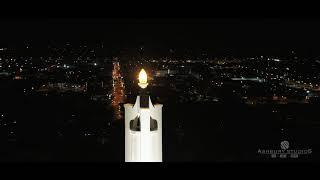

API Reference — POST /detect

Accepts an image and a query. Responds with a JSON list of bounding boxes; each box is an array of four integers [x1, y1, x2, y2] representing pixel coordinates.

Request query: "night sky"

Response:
[[1, 18, 320, 57]]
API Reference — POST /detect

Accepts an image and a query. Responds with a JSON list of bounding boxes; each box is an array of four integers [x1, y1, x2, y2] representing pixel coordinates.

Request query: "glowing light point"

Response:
[[138, 68, 148, 89]]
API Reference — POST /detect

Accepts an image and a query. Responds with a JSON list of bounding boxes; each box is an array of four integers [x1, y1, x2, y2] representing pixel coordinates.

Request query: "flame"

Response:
[[138, 69, 148, 84]]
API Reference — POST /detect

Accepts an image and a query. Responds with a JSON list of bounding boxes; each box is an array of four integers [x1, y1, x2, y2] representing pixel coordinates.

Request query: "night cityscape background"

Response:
[[1, 18, 320, 162]]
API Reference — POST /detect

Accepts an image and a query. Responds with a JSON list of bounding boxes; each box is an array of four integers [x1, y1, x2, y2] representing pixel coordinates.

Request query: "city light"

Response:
[[111, 61, 125, 120]]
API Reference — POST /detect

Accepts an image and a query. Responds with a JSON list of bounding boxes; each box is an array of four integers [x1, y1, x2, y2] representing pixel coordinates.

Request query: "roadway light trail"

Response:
[[111, 61, 125, 120]]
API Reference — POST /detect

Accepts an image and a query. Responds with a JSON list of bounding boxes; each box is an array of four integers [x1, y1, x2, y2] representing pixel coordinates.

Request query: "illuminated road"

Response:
[[111, 61, 126, 120]]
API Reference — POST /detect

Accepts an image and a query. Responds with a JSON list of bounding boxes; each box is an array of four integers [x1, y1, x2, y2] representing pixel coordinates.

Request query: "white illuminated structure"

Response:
[[124, 69, 163, 162]]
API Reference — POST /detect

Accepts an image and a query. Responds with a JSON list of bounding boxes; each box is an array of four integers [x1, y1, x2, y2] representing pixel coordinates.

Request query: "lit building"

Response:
[[124, 69, 163, 162]]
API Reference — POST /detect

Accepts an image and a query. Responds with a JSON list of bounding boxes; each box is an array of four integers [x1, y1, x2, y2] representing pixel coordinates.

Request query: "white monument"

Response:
[[124, 69, 163, 162]]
